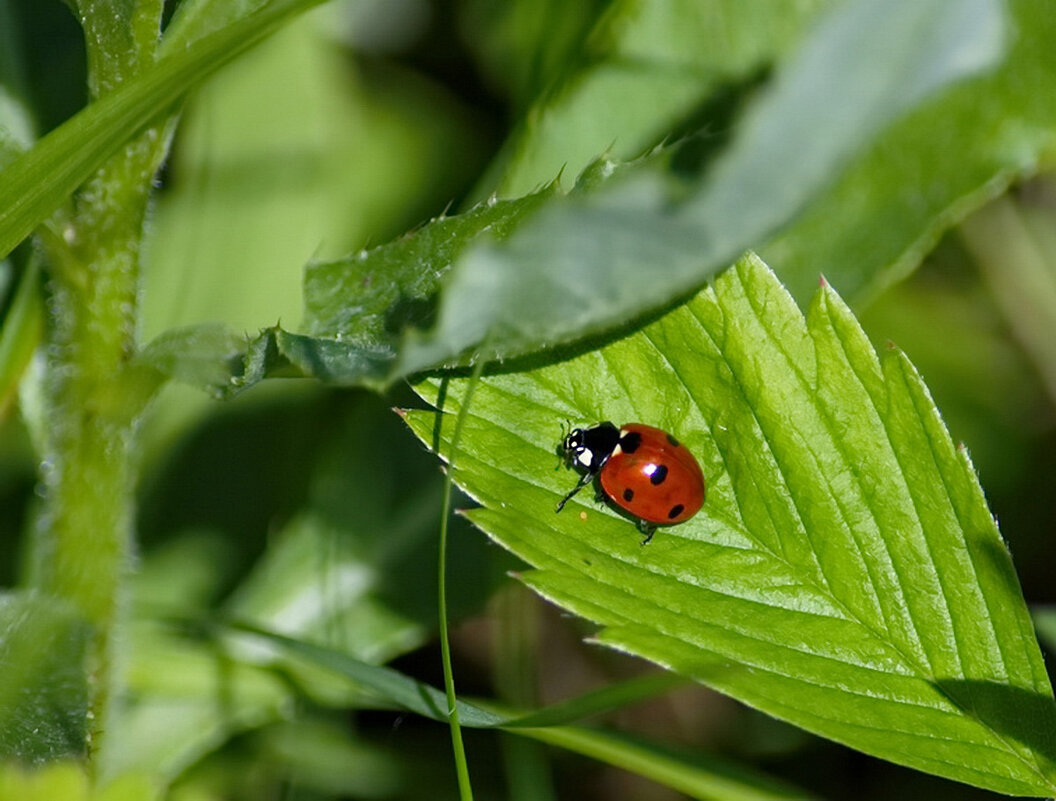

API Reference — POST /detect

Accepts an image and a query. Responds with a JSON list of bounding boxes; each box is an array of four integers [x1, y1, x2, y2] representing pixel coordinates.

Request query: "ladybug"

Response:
[[555, 422, 705, 543]]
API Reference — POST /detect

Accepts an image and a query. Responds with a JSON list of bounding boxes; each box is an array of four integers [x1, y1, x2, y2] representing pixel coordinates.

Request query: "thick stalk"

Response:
[[36, 126, 165, 757]]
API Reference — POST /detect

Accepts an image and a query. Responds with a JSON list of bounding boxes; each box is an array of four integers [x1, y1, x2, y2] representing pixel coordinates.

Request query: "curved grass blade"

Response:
[[229, 623, 814, 801]]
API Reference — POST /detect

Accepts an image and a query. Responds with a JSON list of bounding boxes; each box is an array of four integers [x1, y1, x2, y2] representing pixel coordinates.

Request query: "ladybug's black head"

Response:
[[561, 422, 620, 474], [561, 427, 591, 468]]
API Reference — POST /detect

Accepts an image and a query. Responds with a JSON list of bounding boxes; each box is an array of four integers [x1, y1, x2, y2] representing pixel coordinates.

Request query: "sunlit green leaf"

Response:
[[403, 253, 1056, 796]]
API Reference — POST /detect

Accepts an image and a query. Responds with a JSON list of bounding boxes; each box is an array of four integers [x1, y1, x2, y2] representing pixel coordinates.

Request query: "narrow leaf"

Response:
[[519, 726, 817, 801], [403, 253, 1056, 796], [232, 624, 815, 801], [227, 624, 506, 728], [0, 257, 42, 414], [0, 0, 328, 261]]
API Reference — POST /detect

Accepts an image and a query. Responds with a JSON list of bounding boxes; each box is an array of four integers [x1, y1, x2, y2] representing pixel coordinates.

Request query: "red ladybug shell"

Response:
[[600, 424, 705, 525]]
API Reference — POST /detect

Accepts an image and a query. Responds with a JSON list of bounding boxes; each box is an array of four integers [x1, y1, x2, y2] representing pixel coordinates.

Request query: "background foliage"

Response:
[[1, 0, 1056, 799]]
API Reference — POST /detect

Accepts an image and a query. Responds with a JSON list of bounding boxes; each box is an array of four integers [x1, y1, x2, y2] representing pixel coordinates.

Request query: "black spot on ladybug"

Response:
[[620, 432, 642, 453], [649, 464, 668, 485], [623, 488, 634, 502], [666, 433, 680, 447], [667, 503, 685, 519]]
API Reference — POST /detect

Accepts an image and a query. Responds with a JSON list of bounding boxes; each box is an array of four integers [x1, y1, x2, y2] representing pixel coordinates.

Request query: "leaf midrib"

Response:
[[703, 275, 1055, 782]]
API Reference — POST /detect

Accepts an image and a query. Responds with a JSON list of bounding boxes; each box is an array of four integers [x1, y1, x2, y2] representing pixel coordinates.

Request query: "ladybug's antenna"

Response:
[[555, 420, 572, 470]]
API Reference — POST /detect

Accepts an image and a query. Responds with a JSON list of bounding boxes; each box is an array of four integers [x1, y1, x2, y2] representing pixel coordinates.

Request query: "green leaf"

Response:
[[132, 323, 246, 395], [403, 253, 1056, 796], [302, 183, 557, 341], [960, 192, 1056, 405], [139, 0, 1007, 396], [136, 184, 559, 395], [229, 624, 506, 727], [0, 0, 33, 158], [393, 0, 1007, 375], [107, 392, 498, 778], [478, 0, 833, 198], [763, 0, 1056, 304], [0, 593, 90, 761], [100, 616, 291, 782], [141, 6, 479, 343], [161, 0, 276, 51], [0, 0, 328, 262]]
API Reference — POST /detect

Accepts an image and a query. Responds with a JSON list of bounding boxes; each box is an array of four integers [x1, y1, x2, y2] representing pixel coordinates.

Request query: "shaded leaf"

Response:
[[763, 0, 1056, 303], [138, 0, 1008, 398], [403, 254, 1056, 796], [480, 0, 833, 197], [302, 183, 557, 341], [519, 726, 818, 801], [394, 0, 1007, 375], [137, 185, 558, 395], [133, 323, 247, 394], [107, 392, 498, 778]]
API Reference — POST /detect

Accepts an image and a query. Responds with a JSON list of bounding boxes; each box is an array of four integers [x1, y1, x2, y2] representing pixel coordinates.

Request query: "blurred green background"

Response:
[[1, 1, 1055, 799]]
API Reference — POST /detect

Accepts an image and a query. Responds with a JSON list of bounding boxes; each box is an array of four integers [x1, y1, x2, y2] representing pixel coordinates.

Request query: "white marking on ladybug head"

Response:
[[576, 449, 595, 469]]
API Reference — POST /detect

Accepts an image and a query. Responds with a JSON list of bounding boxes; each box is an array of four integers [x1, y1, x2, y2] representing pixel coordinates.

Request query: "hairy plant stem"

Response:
[[37, 125, 167, 760]]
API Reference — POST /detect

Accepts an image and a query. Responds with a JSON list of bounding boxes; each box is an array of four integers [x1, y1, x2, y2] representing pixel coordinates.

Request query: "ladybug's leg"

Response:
[[638, 520, 657, 545], [555, 470, 596, 513]]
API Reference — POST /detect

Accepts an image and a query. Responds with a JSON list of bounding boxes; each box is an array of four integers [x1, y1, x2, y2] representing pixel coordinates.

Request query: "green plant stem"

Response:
[[36, 124, 168, 760], [438, 360, 487, 801]]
